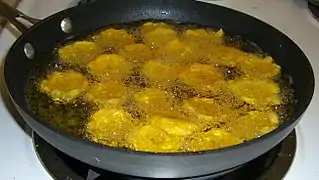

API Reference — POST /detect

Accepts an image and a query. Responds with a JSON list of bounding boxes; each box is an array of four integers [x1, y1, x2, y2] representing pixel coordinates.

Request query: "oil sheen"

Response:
[[25, 21, 294, 153]]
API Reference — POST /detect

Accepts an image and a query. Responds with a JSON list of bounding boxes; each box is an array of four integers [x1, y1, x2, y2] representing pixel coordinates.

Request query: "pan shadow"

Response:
[[0, 55, 32, 137]]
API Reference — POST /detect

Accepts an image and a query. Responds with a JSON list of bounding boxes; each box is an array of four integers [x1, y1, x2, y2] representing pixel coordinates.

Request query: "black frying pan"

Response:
[[1, 0, 315, 178]]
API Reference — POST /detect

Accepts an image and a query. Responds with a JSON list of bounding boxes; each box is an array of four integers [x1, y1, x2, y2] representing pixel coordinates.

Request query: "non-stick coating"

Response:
[[4, 0, 314, 178]]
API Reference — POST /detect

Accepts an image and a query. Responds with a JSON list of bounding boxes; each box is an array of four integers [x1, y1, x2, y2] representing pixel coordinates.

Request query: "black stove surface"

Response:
[[33, 130, 296, 180]]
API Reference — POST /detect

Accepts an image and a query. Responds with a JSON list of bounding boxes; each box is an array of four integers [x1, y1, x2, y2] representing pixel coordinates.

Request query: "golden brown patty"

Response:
[[93, 28, 135, 50], [128, 125, 182, 152], [142, 60, 178, 86], [179, 63, 223, 93], [58, 41, 102, 65], [142, 27, 178, 48], [39, 70, 89, 102], [147, 114, 200, 137], [133, 88, 173, 113], [119, 43, 154, 63], [88, 54, 132, 81], [85, 81, 128, 107], [86, 107, 135, 147], [227, 111, 279, 140], [185, 128, 242, 151], [228, 79, 281, 107]]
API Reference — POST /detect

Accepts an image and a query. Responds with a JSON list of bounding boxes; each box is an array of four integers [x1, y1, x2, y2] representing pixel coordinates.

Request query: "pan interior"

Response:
[[24, 19, 295, 153]]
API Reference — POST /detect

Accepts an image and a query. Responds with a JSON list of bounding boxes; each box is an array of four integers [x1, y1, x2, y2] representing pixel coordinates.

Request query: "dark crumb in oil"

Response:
[[212, 121, 229, 129], [203, 127, 212, 132], [130, 28, 143, 43], [122, 99, 146, 121], [123, 74, 149, 90], [168, 81, 197, 102], [206, 89, 245, 108], [218, 65, 242, 80], [195, 58, 211, 65], [102, 46, 117, 54], [123, 66, 150, 90], [122, 146, 131, 150]]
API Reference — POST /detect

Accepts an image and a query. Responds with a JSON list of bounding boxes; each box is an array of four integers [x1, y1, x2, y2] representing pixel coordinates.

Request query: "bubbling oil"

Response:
[[25, 20, 294, 153]]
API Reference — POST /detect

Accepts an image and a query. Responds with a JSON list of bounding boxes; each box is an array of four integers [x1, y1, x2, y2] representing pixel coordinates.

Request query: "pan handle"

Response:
[[0, 0, 40, 33]]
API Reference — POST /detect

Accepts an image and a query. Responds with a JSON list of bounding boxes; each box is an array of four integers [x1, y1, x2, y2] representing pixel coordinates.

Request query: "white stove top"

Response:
[[1, 0, 319, 179]]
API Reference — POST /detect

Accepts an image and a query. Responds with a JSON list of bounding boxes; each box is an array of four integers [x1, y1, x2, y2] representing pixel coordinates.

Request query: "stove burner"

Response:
[[33, 130, 296, 180], [309, 2, 319, 20]]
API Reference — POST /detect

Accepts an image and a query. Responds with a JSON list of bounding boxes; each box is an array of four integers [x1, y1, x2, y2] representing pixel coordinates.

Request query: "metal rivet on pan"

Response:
[[161, 10, 169, 15], [94, 157, 100, 163], [24, 43, 35, 59], [60, 18, 72, 33]]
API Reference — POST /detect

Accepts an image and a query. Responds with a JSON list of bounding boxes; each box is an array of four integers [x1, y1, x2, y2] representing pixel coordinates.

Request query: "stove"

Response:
[[1, 0, 319, 180]]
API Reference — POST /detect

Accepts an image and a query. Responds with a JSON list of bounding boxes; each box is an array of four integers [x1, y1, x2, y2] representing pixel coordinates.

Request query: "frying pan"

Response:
[[0, 0, 315, 178]]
